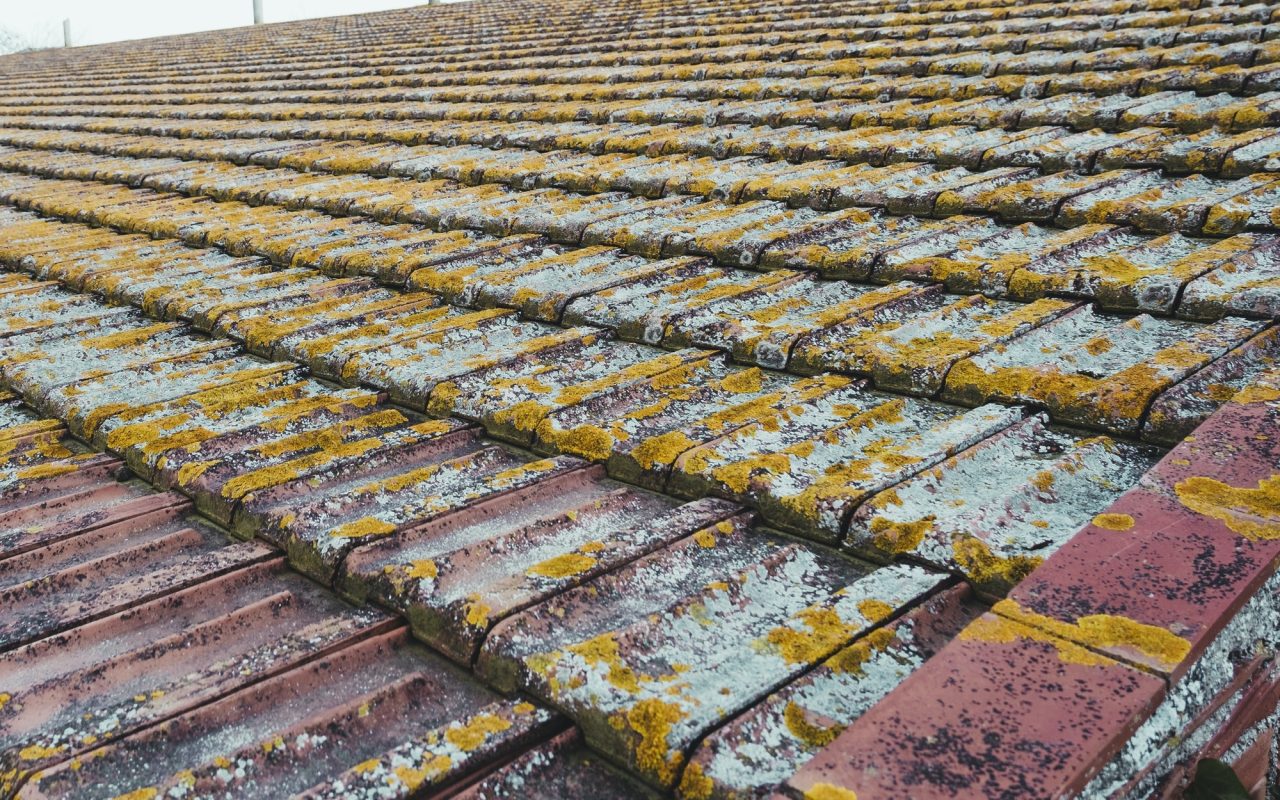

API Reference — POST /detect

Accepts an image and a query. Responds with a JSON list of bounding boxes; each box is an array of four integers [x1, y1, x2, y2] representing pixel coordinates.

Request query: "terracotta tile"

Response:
[[160, 401, 468, 524], [430, 334, 712, 445], [563, 262, 794, 346], [791, 292, 1077, 396], [0, 503, 272, 651], [783, 612, 1166, 800], [1007, 372, 1280, 683], [0, 559, 392, 794], [660, 278, 921, 370], [448, 728, 661, 800], [1179, 234, 1280, 320], [848, 413, 1158, 594], [534, 358, 841, 488], [341, 465, 740, 662], [671, 387, 1022, 538], [16, 629, 559, 800], [479, 520, 944, 788], [339, 312, 575, 409], [943, 306, 1266, 434], [1144, 326, 1280, 444], [680, 584, 982, 799], [239, 427, 587, 582]]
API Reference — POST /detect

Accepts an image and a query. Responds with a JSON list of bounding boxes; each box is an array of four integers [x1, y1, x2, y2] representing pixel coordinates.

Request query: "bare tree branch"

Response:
[[0, 23, 61, 55]]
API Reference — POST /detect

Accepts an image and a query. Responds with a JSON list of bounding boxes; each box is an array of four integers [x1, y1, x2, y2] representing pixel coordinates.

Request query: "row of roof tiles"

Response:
[[15, 32, 1280, 99], [2, 145, 1280, 326], [0, 0, 1276, 796], [0, 171, 1274, 441], [16, 30, 1280, 97], [17, 106, 1280, 178], [12, 127, 1280, 239], [4, 0, 1273, 85]]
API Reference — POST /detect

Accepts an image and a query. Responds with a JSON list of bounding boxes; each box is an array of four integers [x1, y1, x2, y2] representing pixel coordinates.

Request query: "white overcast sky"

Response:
[[3, 0, 451, 48]]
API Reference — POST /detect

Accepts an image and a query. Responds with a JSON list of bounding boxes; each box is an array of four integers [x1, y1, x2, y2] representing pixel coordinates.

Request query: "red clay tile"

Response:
[[447, 728, 661, 800], [671, 390, 1022, 538], [0, 504, 270, 651], [1144, 325, 1280, 445], [0, 559, 392, 794], [238, 427, 588, 582], [783, 613, 1166, 800], [847, 413, 1158, 594], [1006, 370, 1280, 683], [15, 629, 559, 800], [478, 518, 944, 788], [341, 465, 739, 663], [680, 584, 982, 800]]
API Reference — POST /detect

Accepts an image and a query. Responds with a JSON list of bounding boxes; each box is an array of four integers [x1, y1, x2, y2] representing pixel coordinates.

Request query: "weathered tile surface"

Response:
[[847, 414, 1160, 594], [782, 612, 1166, 800], [478, 520, 945, 788], [341, 467, 740, 663], [16, 629, 560, 800], [944, 306, 1266, 434], [0, 560, 392, 795], [679, 584, 982, 800]]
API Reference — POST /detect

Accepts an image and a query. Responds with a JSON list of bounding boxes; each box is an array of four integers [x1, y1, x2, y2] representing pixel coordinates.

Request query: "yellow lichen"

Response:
[[1233, 382, 1280, 405], [392, 753, 453, 791], [328, 516, 396, 540], [16, 462, 78, 481], [625, 698, 685, 785], [719, 368, 765, 394], [960, 614, 1110, 667], [677, 760, 715, 800], [1175, 474, 1280, 541], [767, 607, 855, 665], [567, 633, 642, 693], [692, 529, 718, 548], [404, 560, 438, 580], [1092, 513, 1135, 531], [491, 399, 550, 433], [526, 553, 598, 579], [630, 431, 697, 470], [952, 536, 1042, 589], [464, 598, 492, 629], [712, 452, 791, 494], [805, 783, 859, 800], [171, 456, 214, 487], [536, 423, 613, 462], [110, 789, 158, 800], [868, 514, 933, 554], [444, 713, 511, 752], [857, 599, 893, 623], [992, 599, 1192, 668], [827, 627, 897, 675], [18, 744, 64, 760], [784, 701, 844, 748]]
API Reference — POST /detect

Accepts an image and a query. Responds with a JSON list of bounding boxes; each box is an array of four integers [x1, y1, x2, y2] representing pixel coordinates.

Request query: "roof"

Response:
[[0, 0, 1277, 797]]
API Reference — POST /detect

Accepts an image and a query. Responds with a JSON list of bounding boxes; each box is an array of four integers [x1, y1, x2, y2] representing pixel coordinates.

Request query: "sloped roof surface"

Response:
[[0, 0, 1278, 798]]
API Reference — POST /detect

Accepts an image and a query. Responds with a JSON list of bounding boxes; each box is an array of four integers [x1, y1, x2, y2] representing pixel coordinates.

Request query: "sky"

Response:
[[1, 0, 453, 49]]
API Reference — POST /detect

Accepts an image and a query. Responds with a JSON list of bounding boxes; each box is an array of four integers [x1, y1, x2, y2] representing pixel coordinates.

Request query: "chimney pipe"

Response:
[[253, 0, 264, 24], [62, 18, 71, 47]]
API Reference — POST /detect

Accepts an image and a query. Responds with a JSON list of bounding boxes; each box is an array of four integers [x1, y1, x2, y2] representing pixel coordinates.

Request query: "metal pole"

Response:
[[62, 18, 71, 47], [252, 0, 263, 25]]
